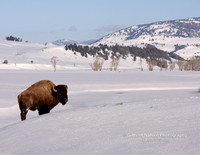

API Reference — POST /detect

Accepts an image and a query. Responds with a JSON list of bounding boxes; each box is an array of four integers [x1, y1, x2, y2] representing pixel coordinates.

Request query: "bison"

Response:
[[18, 80, 68, 121]]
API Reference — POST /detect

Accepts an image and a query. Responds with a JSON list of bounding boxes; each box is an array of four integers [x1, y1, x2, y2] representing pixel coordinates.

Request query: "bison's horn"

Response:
[[52, 86, 57, 93]]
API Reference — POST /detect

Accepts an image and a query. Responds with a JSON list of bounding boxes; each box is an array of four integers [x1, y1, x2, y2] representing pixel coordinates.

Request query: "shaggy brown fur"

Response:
[[18, 80, 68, 121]]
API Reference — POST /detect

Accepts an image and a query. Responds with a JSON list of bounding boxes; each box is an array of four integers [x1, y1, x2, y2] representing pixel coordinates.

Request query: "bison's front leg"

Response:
[[18, 101, 28, 121], [21, 110, 28, 121], [38, 107, 50, 115]]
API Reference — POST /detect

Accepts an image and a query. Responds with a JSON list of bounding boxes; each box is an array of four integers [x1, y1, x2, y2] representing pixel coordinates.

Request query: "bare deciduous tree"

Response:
[[177, 57, 200, 71], [51, 56, 58, 72], [160, 58, 168, 71], [176, 60, 185, 71], [188, 57, 200, 71], [139, 58, 143, 71], [169, 61, 176, 71], [89, 55, 105, 71], [147, 59, 157, 71], [110, 57, 120, 71]]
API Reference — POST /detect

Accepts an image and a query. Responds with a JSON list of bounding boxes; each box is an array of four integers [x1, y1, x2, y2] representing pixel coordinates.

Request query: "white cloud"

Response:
[[68, 26, 77, 32]]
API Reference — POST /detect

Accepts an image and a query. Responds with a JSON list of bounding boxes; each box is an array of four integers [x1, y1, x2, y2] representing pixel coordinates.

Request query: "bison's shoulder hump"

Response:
[[28, 80, 56, 90]]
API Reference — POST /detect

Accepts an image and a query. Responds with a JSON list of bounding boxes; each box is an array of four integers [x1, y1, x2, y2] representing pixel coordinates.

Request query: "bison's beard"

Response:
[[61, 98, 68, 105]]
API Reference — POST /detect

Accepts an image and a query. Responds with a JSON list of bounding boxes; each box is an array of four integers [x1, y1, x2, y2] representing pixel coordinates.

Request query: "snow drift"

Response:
[[0, 70, 200, 154]]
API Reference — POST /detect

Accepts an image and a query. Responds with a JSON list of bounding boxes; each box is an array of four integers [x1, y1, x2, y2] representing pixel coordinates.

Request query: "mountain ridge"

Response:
[[92, 17, 200, 59]]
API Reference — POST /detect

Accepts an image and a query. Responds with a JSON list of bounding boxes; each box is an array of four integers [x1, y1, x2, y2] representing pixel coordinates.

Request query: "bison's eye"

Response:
[[58, 93, 62, 97]]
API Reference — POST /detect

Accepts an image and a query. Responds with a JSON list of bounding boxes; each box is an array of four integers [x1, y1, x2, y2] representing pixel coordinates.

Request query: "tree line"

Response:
[[6, 35, 23, 42], [65, 43, 182, 62]]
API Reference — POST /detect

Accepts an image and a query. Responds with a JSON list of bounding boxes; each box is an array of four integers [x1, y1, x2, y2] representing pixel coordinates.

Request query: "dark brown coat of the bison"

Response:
[[18, 80, 68, 121]]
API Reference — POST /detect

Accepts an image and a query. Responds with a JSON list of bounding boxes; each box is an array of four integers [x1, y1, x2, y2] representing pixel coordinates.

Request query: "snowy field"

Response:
[[0, 69, 200, 154]]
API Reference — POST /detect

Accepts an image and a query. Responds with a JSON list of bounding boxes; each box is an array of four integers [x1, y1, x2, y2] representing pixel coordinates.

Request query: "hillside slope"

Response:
[[93, 17, 200, 59], [0, 40, 95, 70], [0, 40, 157, 70]]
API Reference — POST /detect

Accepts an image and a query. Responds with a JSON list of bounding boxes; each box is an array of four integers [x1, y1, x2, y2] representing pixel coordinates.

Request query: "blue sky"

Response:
[[0, 0, 200, 43]]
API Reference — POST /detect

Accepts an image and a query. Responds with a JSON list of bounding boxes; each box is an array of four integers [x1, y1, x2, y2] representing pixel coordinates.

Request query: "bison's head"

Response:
[[52, 85, 68, 105]]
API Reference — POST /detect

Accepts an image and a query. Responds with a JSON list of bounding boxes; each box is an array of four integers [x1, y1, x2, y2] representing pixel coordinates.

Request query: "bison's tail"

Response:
[[18, 94, 24, 111], [17, 94, 21, 102]]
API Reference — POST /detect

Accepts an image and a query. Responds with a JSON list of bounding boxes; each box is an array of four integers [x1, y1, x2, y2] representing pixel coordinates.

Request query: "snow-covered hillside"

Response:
[[0, 40, 149, 70], [93, 17, 200, 59], [0, 70, 200, 154], [0, 40, 96, 70]]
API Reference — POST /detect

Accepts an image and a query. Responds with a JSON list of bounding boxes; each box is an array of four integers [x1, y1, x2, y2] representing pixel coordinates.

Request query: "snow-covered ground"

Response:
[[0, 70, 200, 154]]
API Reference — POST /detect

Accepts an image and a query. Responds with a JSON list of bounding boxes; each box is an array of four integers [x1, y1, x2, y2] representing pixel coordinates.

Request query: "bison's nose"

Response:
[[62, 98, 68, 105], [64, 98, 68, 103]]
